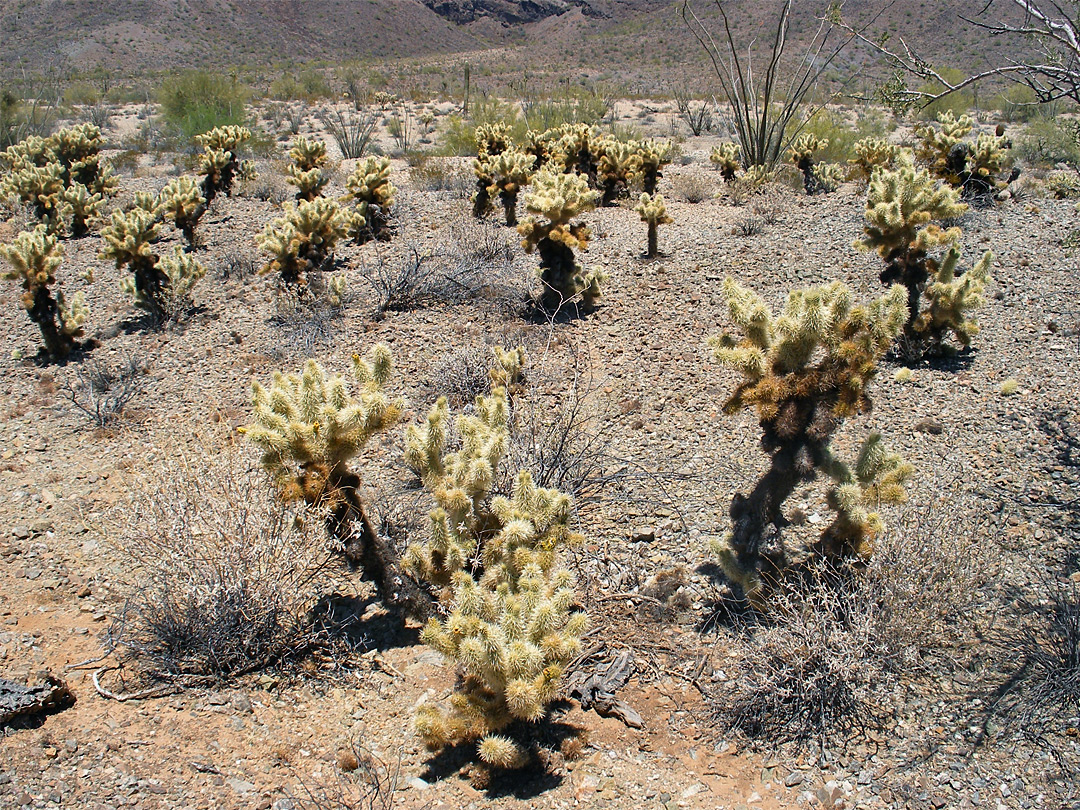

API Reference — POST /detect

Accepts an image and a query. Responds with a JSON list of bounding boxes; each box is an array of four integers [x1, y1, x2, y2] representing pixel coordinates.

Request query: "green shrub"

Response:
[[914, 66, 975, 121], [158, 71, 250, 141], [268, 70, 333, 102], [1015, 120, 1080, 168], [795, 108, 889, 164]]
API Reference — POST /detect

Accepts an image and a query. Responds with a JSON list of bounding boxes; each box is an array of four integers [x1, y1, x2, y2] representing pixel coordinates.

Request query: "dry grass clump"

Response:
[[288, 743, 401, 810], [106, 451, 348, 679]]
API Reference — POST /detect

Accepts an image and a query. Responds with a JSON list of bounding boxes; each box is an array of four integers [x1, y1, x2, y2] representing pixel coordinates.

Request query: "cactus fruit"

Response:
[[157, 176, 207, 249], [635, 192, 672, 258], [341, 157, 396, 242], [285, 135, 330, 201], [484, 148, 534, 227], [857, 151, 991, 357], [708, 278, 908, 601], [849, 137, 899, 184], [405, 387, 587, 770], [244, 349, 432, 617], [0, 225, 89, 360], [597, 139, 641, 206], [257, 197, 351, 287], [518, 170, 606, 312], [195, 125, 251, 204], [710, 142, 741, 181], [788, 133, 834, 195], [635, 139, 673, 194]]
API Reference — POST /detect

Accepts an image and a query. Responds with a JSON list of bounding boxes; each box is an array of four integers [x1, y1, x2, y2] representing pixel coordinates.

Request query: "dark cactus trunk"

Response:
[[499, 189, 518, 227], [27, 285, 73, 361], [642, 170, 660, 195], [537, 237, 579, 313], [646, 223, 658, 258]]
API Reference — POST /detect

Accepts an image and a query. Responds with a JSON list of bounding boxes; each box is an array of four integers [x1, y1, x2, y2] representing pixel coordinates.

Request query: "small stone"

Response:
[[11, 527, 29, 540], [408, 777, 430, 790], [785, 771, 805, 787], [226, 778, 256, 794], [631, 527, 656, 543], [76, 586, 91, 598], [64, 739, 78, 753], [916, 418, 944, 435]]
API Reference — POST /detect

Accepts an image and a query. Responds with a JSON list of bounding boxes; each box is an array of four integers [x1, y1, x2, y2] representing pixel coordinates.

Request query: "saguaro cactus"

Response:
[[517, 170, 606, 312], [709, 279, 909, 601], [0, 226, 88, 360], [635, 192, 672, 258]]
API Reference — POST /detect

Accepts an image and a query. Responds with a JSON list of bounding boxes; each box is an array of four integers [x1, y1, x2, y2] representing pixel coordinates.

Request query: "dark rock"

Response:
[[915, 418, 944, 435]]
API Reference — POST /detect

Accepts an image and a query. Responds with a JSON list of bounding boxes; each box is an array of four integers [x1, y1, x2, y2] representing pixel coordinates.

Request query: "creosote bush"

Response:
[[635, 192, 672, 258], [518, 169, 605, 313], [709, 278, 909, 603], [0, 225, 89, 360], [341, 157, 396, 242]]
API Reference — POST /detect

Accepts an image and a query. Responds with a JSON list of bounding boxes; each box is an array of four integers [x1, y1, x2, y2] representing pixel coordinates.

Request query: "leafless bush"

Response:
[[409, 157, 473, 197], [236, 168, 292, 204], [289, 743, 402, 810], [671, 172, 713, 203], [106, 453, 348, 679], [319, 107, 378, 160], [735, 215, 763, 237], [266, 282, 346, 359], [427, 344, 496, 407], [220, 248, 260, 281], [63, 355, 148, 428], [86, 103, 114, 130], [671, 86, 715, 136]]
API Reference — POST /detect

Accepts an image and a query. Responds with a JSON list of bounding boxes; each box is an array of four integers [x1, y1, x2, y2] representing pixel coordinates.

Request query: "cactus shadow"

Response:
[[308, 594, 420, 651], [889, 346, 977, 372], [695, 563, 760, 634], [27, 338, 99, 368]]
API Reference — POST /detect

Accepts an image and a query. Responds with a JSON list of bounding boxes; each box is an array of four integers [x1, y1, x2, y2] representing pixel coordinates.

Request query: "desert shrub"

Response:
[[108, 455, 344, 679], [709, 278, 910, 604], [269, 69, 333, 103], [0, 225, 89, 361], [796, 107, 889, 165], [318, 107, 378, 160], [671, 172, 713, 203], [265, 278, 348, 360], [914, 66, 976, 121], [158, 70, 250, 141], [408, 156, 472, 196], [522, 85, 612, 131], [288, 743, 402, 810], [1015, 119, 1080, 168], [62, 354, 148, 428], [991, 84, 1045, 123]]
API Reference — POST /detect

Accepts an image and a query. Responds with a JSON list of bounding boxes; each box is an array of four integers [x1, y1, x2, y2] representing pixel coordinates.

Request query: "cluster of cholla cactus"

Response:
[[156, 176, 207, 249], [404, 383, 587, 770], [243, 347, 431, 616], [341, 157, 396, 242], [257, 197, 351, 287], [99, 199, 207, 322], [195, 125, 253, 204], [0, 124, 119, 237], [857, 151, 992, 359], [710, 142, 741, 181], [0, 225, 89, 360], [636, 139, 672, 194], [787, 134, 843, 195], [708, 278, 909, 602], [635, 193, 672, 258], [914, 112, 1014, 199], [285, 135, 330, 201], [518, 170, 606, 312], [848, 137, 899, 185]]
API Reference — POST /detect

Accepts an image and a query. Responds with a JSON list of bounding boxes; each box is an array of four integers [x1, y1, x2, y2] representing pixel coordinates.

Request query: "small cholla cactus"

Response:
[[788, 133, 833, 195], [554, 123, 603, 185], [710, 141, 741, 181], [0, 225, 89, 360], [157, 176, 206, 249], [484, 148, 534, 226], [489, 345, 526, 393], [341, 157, 395, 242], [857, 151, 991, 357], [195, 125, 251, 204], [60, 182, 106, 238], [405, 388, 587, 771], [243, 349, 430, 617], [597, 139, 641, 206], [811, 162, 845, 194], [285, 135, 330, 201], [849, 137, 899, 184], [635, 192, 672, 258], [523, 127, 559, 170], [125, 248, 207, 318], [257, 197, 351, 286], [708, 278, 908, 601], [1, 161, 66, 230], [517, 169, 606, 312], [635, 139, 672, 194]]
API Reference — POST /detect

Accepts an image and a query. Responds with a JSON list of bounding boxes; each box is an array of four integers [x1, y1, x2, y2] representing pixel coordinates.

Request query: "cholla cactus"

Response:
[[243, 349, 429, 616], [0, 226, 88, 360], [788, 133, 832, 195], [857, 151, 991, 357], [914, 112, 1012, 198], [849, 137, 899, 184], [472, 155, 495, 219], [157, 176, 206, 249], [341, 157, 395, 242], [195, 125, 251, 204], [708, 278, 908, 600], [60, 182, 106, 238], [405, 388, 587, 770], [475, 123, 511, 159], [811, 163, 845, 194], [100, 206, 165, 320], [710, 141, 741, 181], [914, 246, 992, 354], [517, 170, 606, 312], [636, 139, 672, 194], [257, 197, 351, 286], [553, 124, 603, 185], [485, 148, 534, 226], [635, 192, 672, 258], [523, 127, 559, 170], [597, 139, 641, 206], [1, 161, 66, 230], [285, 135, 330, 201], [489, 345, 526, 392]]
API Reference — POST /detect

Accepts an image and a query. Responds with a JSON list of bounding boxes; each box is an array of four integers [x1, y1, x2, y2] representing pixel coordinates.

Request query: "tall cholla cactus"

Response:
[[708, 279, 909, 601], [285, 135, 330, 201], [0, 226, 89, 360], [597, 139, 641, 206], [849, 137, 899, 185], [243, 348, 432, 617], [710, 141, 741, 181], [914, 112, 1013, 198], [341, 157, 395, 242], [472, 154, 495, 219], [195, 125, 252, 204], [518, 170, 606, 312], [257, 197, 351, 286], [405, 388, 588, 770], [635, 139, 672, 194], [857, 151, 992, 357], [788, 133, 839, 195], [635, 192, 672, 258], [483, 148, 534, 227], [157, 176, 206, 249]]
